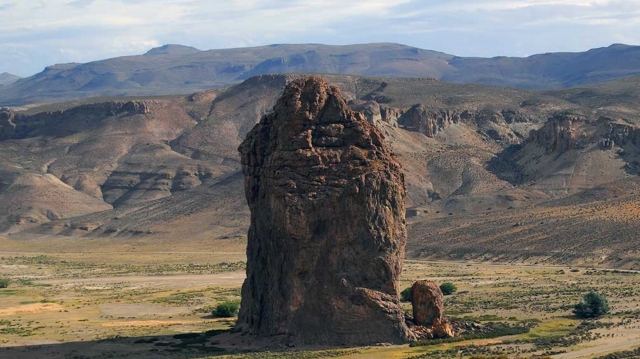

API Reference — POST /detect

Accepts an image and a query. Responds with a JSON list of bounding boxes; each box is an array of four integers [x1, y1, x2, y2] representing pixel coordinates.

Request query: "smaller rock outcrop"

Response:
[[607, 123, 640, 147], [396, 105, 526, 143], [398, 105, 465, 137], [352, 100, 382, 124], [0, 101, 152, 141], [525, 115, 640, 156], [411, 280, 444, 326], [528, 114, 587, 154], [410, 280, 454, 339]]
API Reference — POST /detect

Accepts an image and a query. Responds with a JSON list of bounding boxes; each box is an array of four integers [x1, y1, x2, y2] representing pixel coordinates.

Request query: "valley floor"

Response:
[[1, 237, 640, 359]]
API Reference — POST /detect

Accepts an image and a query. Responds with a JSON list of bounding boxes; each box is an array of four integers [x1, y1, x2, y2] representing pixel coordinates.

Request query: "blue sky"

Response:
[[1, 0, 639, 77]]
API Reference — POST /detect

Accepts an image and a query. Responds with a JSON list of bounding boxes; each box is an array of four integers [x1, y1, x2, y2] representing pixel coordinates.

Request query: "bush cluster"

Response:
[[573, 292, 610, 319], [401, 287, 412, 302], [440, 282, 458, 295], [0, 278, 9, 289], [214, 300, 240, 318]]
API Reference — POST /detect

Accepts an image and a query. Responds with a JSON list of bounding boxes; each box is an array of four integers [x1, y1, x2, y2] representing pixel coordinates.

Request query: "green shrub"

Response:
[[400, 287, 412, 302], [440, 282, 457, 295], [0, 278, 9, 288], [214, 300, 240, 318], [573, 291, 609, 318]]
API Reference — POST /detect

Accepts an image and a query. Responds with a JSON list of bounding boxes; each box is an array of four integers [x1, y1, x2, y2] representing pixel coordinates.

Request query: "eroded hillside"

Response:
[[1, 74, 639, 266]]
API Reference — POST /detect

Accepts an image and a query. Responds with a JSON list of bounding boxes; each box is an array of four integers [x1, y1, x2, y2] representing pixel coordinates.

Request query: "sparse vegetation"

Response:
[[573, 291, 610, 318], [440, 282, 457, 295], [401, 287, 412, 302], [214, 300, 240, 317], [2, 250, 640, 358], [410, 322, 533, 347], [595, 347, 640, 359], [226, 349, 360, 358], [1, 255, 245, 279]]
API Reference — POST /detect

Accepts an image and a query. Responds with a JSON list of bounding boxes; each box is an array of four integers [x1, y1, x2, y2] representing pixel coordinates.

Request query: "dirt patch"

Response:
[[0, 303, 63, 316], [101, 320, 198, 328], [99, 303, 191, 317], [40, 271, 246, 288]]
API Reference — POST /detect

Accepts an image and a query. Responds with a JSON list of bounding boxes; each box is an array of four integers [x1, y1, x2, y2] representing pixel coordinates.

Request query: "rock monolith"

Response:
[[236, 77, 412, 346]]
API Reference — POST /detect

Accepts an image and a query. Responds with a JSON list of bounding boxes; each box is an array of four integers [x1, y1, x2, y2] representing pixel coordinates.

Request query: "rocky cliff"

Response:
[[236, 77, 412, 345], [0, 101, 150, 141], [522, 114, 640, 160], [527, 114, 588, 154], [350, 100, 537, 145]]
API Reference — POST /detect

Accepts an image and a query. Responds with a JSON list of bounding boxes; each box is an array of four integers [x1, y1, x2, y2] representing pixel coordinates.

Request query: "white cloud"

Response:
[[0, 0, 639, 76]]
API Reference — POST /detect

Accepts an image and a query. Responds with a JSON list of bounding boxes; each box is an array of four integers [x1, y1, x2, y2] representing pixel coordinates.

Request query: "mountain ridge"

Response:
[[0, 72, 21, 87], [3, 42, 640, 106]]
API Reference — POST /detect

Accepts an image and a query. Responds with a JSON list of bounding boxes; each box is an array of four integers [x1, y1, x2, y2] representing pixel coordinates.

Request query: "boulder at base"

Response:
[[411, 280, 454, 338]]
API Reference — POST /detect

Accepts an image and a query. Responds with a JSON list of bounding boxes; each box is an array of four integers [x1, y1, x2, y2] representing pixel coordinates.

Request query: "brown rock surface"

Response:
[[528, 114, 586, 154], [411, 280, 454, 339], [236, 77, 411, 345], [411, 280, 445, 327], [431, 318, 455, 339]]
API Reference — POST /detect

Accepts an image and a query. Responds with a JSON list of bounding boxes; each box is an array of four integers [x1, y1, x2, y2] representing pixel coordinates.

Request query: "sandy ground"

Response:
[[101, 320, 201, 327], [0, 303, 63, 316], [555, 330, 640, 358], [39, 271, 246, 288], [3, 251, 640, 358], [99, 303, 192, 317]]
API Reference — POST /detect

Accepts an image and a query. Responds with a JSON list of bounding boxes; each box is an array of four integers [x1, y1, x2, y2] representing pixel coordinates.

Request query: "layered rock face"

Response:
[[607, 122, 640, 148], [527, 114, 640, 155], [528, 114, 587, 154], [237, 77, 412, 345], [0, 101, 150, 141]]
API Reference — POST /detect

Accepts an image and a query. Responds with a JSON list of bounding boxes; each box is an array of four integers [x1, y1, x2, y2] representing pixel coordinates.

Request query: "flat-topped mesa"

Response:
[[237, 77, 412, 346]]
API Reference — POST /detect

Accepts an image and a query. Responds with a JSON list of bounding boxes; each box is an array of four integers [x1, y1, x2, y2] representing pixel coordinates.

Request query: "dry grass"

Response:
[[1, 238, 640, 358]]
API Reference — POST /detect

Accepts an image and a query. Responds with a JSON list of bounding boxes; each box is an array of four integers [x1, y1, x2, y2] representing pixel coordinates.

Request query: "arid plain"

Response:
[[2, 50, 640, 357], [2, 235, 640, 358]]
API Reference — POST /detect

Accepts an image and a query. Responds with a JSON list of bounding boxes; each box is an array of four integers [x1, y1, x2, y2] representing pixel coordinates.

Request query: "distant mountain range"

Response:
[[0, 72, 21, 87], [2, 42, 640, 106]]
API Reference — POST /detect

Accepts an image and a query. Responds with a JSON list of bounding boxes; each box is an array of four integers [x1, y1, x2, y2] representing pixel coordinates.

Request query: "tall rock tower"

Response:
[[237, 77, 411, 346]]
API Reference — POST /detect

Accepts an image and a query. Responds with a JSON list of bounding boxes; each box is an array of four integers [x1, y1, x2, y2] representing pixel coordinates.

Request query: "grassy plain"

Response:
[[1, 237, 640, 359]]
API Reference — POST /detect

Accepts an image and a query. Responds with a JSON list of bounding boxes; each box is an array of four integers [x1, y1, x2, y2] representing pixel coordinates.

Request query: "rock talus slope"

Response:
[[236, 77, 412, 345]]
